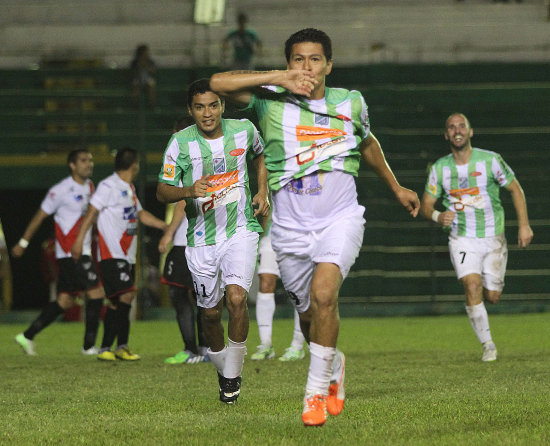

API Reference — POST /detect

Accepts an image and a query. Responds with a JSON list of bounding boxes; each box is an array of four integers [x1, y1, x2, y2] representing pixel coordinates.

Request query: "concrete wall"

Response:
[[0, 0, 549, 68]]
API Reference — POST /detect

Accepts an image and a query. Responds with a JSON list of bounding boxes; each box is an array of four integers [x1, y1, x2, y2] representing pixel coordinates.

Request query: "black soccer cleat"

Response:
[[217, 372, 241, 404]]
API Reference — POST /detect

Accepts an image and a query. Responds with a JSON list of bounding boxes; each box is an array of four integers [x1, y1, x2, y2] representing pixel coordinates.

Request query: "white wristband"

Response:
[[18, 238, 29, 248], [431, 210, 441, 223]]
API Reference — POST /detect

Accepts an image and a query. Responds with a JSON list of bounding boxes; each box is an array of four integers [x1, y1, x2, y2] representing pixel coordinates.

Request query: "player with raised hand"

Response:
[[210, 28, 419, 426]]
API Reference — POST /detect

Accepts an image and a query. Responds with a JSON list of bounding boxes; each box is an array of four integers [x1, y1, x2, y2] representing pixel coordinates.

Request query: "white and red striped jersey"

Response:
[[40, 176, 94, 259], [90, 173, 143, 264]]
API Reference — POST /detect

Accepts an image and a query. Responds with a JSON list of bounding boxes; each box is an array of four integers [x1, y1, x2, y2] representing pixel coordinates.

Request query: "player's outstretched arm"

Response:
[[71, 205, 99, 261], [420, 192, 455, 226], [505, 179, 533, 248], [11, 209, 49, 258], [252, 154, 270, 217], [138, 210, 168, 232], [210, 70, 317, 106], [158, 201, 186, 254], [359, 133, 420, 217]]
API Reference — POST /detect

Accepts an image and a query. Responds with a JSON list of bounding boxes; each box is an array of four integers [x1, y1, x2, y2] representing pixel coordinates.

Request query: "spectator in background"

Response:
[[131, 44, 157, 108], [222, 13, 262, 70]]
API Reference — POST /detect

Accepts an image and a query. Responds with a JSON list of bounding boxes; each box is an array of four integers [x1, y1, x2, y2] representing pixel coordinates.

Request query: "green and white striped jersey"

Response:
[[246, 86, 370, 191], [158, 119, 264, 247], [425, 148, 515, 238]]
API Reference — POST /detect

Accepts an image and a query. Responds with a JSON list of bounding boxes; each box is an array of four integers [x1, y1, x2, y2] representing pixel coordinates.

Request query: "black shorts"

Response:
[[99, 259, 136, 299], [161, 246, 193, 289], [57, 256, 101, 294]]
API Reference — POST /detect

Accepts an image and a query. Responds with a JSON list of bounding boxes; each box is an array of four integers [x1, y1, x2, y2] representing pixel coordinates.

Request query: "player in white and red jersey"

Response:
[[73, 147, 167, 361], [12, 149, 106, 356]]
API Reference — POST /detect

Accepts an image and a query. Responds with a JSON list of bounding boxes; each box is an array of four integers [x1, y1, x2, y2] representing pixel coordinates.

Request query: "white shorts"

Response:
[[257, 234, 280, 277], [270, 210, 365, 313], [185, 229, 260, 309], [449, 234, 508, 291]]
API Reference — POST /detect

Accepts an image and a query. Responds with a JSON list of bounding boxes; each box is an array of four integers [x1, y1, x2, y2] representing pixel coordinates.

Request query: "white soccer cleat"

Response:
[[482, 342, 497, 362], [15, 333, 37, 356], [81, 346, 99, 355]]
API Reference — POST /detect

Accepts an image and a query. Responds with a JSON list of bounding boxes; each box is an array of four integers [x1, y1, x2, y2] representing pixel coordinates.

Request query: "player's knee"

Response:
[[484, 289, 502, 304], [57, 294, 73, 310], [310, 288, 338, 312]]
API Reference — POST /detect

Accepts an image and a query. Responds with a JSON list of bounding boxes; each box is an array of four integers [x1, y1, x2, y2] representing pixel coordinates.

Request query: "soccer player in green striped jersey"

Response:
[[157, 79, 270, 404], [211, 28, 420, 426], [421, 113, 533, 362]]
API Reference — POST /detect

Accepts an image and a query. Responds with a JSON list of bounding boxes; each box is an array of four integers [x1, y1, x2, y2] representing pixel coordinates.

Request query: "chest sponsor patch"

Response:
[[230, 148, 245, 157], [296, 136, 348, 166], [449, 187, 484, 211], [295, 125, 346, 142], [198, 170, 241, 214]]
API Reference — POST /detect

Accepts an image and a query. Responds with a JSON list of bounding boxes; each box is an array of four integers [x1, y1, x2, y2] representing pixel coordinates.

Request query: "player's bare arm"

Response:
[[505, 179, 533, 248], [156, 179, 214, 204], [71, 205, 99, 261], [420, 192, 455, 226], [252, 154, 270, 218], [138, 210, 168, 232], [359, 133, 420, 217], [158, 200, 186, 253], [11, 209, 49, 258], [210, 70, 317, 107]]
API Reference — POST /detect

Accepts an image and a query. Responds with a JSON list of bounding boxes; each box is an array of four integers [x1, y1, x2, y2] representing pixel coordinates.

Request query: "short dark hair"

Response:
[[67, 149, 90, 165], [114, 147, 139, 171], [284, 28, 332, 62], [187, 78, 219, 108]]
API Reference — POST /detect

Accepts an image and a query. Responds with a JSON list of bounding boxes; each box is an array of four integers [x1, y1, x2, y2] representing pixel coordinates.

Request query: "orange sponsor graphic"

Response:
[[205, 170, 239, 192], [229, 148, 245, 156], [164, 164, 175, 179], [450, 187, 479, 197], [295, 125, 346, 141]]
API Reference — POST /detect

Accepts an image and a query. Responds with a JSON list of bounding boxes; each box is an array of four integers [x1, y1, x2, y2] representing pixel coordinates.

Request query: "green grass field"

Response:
[[1, 313, 549, 445]]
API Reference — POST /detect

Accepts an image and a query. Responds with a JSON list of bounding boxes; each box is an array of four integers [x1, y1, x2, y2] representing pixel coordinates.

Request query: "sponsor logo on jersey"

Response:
[[336, 114, 351, 122], [213, 157, 226, 174], [296, 136, 348, 166], [164, 163, 176, 179], [314, 114, 329, 126], [123, 206, 137, 221], [295, 125, 346, 141], [470, 171, 482, 177], [74, 194, 83, 202], [121, 190, 128, 197], [284, 174, 323, 196], [428, 184, 437, 195], [229, 148, 246, 157], [205, 170, 239, 192], [449, 187, 484, 211]]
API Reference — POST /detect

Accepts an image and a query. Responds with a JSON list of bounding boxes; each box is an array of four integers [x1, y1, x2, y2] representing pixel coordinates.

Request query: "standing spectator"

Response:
[[12, 149, 105, 356], [72, 147, 167, 361], [222, 13, 262, 70], [131, 44, 157, 108], [420, 113, 533, 362], [156, 79, 270, 404]]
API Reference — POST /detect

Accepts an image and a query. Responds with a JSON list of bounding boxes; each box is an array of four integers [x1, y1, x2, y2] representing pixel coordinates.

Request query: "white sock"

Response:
[[465, 302, 493, 345], [290, 309, 305, 350], [306, 342, 335, 396], [207, 347, 227, 375], [330, 349, 343, 382], [224, 338, 247, 379], [256, 292, 275, 347]]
